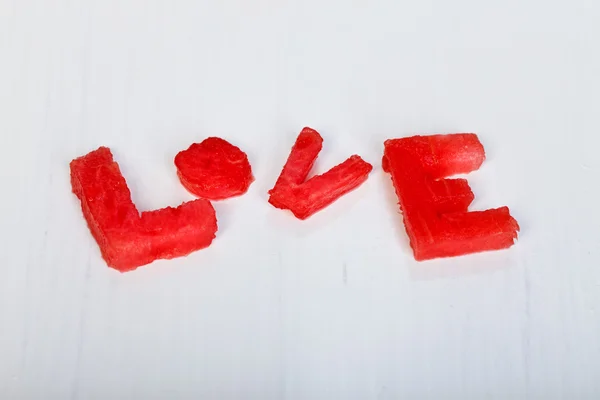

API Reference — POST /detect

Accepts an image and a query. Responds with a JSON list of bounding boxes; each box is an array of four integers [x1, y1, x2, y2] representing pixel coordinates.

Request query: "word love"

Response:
[[70, 128, 519, 272]]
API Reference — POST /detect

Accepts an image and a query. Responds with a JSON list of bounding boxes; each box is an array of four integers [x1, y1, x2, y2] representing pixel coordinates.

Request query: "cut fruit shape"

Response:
[[382, 134, 519, 261], [70, 147, 217, 272], [175, 137, 254, 200], [268, 127, 373, 219]]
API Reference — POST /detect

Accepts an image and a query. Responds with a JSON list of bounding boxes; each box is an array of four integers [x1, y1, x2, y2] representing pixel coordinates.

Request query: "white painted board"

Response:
[[1, 0, 599, 398]]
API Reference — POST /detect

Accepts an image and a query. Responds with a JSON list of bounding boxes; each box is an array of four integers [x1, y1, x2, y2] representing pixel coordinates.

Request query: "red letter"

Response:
[[70, 147, 217, 272], [175, 137, 254, 200], [268, 127, 373, 219], [383, 134, 519, 260]]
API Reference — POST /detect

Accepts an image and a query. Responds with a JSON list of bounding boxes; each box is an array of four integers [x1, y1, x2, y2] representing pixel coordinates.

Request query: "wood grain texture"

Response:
[[1, 0, 599, 398]]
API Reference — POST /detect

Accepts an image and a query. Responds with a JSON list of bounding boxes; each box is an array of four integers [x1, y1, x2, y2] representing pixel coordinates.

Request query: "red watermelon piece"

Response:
[[382, 134, 519, 261], [268, 127, 373, 220], [174, 137, 254, 200], [70, 147, 217, 272]]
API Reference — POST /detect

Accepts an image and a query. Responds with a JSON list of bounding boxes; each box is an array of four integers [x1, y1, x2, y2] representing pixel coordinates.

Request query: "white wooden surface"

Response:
[[1, 0, 599, 398]]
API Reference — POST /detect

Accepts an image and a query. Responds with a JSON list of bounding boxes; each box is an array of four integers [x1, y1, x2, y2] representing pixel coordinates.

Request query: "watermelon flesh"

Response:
[[268, 127, 373, 220], [382, 134, 519, 260], [70, 147, 217, 272], [175, 137, 254, 200]]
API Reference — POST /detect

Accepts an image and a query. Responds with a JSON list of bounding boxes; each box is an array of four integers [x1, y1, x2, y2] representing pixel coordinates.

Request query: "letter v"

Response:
[[268, 127, 373, 220]]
